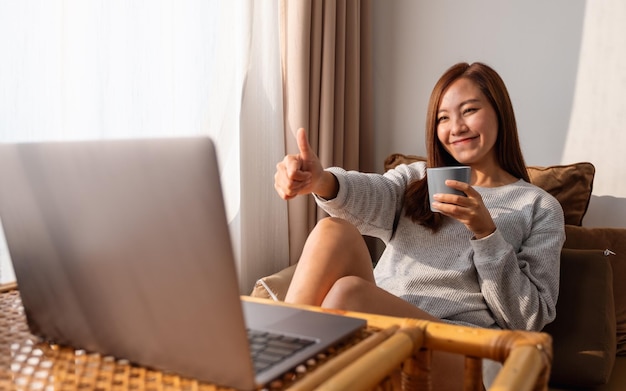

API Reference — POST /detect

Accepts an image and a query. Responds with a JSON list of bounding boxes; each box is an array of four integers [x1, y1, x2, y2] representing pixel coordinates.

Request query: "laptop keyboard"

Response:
[[247, 329, 316, 374]]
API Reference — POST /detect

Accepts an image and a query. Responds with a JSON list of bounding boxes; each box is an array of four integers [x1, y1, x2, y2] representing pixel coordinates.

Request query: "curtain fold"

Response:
[[280, 0, 374, 264], [237, 0, 290, 292]]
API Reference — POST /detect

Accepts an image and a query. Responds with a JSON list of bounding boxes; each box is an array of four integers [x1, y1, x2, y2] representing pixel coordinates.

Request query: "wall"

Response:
[[371, 0, 626, 228]]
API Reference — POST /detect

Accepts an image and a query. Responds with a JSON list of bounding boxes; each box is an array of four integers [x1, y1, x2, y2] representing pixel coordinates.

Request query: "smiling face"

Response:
[[436, 77, 499, 169]]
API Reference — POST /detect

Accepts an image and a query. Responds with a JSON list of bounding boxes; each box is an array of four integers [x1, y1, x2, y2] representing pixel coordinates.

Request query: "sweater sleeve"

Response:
[[313, 163, 426, 242], [471, 193, 565, 331]]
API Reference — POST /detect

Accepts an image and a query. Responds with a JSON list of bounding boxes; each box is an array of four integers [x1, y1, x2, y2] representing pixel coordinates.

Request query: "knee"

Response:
[[312, 217, 362, 241], [322, 276, 371, 311]]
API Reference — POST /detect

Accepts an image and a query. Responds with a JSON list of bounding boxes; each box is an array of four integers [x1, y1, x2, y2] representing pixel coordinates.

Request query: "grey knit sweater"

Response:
[[315, 162, 565, 331]]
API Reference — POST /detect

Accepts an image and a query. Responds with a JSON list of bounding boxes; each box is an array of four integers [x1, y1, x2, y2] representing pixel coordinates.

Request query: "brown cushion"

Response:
[[543, 248, 616, 387], [383, 153, 426, 172], [249, 264, 296, 301], [564, 225, 626, 356], [383, 154, 595, 227], [527, 163, 595, 226]]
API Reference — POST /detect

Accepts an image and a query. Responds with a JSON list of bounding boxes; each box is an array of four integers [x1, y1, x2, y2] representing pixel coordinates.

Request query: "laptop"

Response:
[[0, 137, 366, 390]]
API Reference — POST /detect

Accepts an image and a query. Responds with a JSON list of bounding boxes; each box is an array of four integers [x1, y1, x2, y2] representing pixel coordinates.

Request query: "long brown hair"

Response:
[[404, 62, 530, 231]]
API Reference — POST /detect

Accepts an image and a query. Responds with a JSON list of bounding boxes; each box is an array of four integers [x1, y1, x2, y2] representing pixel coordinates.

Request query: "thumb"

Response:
[[296, 128, 313, 161]]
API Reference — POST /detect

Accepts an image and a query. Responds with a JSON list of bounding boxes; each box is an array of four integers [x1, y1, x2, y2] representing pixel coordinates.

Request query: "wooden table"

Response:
[[0, 284, 553, 391]]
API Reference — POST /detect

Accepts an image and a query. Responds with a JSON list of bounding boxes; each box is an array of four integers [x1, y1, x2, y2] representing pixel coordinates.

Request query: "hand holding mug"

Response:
[[428, 166, 495, 238]]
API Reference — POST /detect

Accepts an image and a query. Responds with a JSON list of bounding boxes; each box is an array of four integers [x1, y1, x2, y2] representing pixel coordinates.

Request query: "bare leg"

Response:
[[286, 217, 464, 390], [290, 218, 465, 390], [284, 217, 375, 306]]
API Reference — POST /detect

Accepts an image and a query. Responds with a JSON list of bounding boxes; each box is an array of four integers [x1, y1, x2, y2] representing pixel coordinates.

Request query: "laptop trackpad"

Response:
[[242, 301, 365, 340]]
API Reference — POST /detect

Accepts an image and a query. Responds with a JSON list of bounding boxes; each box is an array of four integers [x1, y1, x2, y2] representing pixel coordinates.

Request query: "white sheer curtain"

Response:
[[0, 1, 289, 292]]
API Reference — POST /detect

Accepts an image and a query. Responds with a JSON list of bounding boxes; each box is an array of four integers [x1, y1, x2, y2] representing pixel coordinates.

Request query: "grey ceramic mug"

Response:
[[426, 166, 471, 212]]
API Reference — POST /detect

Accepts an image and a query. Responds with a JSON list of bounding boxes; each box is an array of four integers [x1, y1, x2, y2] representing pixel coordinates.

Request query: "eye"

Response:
[[437, 115, 449, 123], [463, 107, 478, 115]]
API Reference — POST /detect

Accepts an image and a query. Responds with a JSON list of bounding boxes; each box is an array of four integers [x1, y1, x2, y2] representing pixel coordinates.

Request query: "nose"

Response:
[[450, 115, 468, 135]]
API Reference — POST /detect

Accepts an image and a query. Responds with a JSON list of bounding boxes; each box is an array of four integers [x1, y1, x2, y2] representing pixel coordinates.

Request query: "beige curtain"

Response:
[[280, 0, 374, 264]]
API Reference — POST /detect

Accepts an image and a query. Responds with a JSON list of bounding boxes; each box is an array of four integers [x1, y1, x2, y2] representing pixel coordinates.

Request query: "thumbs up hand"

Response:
[[274, 128, 336, 200]]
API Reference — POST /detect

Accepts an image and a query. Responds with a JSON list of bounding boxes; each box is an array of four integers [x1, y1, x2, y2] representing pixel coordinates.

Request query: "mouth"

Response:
[[451, 136, 478, 145]]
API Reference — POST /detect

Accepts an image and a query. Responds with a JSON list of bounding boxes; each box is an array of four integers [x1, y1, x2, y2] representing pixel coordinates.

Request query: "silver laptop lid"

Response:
[[0, 137, 257, 389]]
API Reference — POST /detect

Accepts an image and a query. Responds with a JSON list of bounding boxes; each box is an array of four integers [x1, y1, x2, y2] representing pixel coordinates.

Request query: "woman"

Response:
[[274, 62, 565, 389]]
